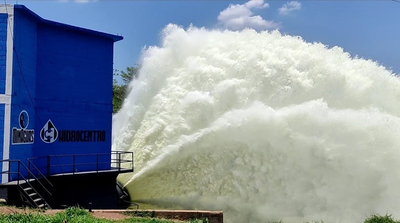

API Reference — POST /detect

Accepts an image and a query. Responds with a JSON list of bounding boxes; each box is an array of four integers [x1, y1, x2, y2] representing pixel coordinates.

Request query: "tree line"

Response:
[[113, 65, 139, 113]]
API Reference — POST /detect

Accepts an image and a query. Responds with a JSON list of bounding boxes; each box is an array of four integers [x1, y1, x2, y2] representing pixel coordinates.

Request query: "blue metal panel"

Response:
[[0, 104, 4, 181], [0, 13, 7, 181], [0, 13, 7, 94], [14, 5, 123, 42]]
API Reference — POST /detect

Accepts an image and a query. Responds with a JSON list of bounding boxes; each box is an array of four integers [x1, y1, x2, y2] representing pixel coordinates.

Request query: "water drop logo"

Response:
[[40, 120, 58, 143], [19, 110, 29, 129]]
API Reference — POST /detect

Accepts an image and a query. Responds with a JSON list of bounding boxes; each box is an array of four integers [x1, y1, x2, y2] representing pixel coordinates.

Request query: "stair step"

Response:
[[33, 198, 42, 203], [28, 193, 37, 197], [23, 187, 32, 191], [37, 204, 46, 208]]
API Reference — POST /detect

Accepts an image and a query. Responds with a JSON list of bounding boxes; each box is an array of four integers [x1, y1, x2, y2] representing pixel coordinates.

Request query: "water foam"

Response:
[[112, 24, 400, 223]]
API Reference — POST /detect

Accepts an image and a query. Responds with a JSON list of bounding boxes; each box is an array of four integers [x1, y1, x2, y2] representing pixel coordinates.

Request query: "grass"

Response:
[[0, 206, 398, 223], [0, 207, 110, 223], [0, 206, 190, 223], [364, 214, 400, 223]]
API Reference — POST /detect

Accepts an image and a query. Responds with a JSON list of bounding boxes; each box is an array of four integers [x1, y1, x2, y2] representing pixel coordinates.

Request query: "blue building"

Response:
[[0, 4, 133, 209]]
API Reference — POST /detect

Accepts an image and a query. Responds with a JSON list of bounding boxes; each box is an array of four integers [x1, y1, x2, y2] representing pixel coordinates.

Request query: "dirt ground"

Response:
[[90, 210, 131, 220]]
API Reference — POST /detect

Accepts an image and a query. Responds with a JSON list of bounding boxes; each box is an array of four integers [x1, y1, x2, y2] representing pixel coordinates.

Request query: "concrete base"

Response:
[[119, 210, 223, 223], [0, 171, 131, 209], [48, 171, 127, 209]]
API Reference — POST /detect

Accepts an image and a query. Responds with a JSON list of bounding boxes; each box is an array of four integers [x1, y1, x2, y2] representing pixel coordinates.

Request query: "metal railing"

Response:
[[28, 151, 133, 176], [27, 160, 53, 194], [0, 151, 133, 208], [0, 159, 52, 208]]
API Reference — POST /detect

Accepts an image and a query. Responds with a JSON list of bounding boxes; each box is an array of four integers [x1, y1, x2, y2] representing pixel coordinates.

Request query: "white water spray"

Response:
[[112, 24, 400, 223]]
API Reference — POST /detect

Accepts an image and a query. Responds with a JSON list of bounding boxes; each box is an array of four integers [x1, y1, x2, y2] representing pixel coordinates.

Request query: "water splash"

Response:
[[112, 24, 400, 223]]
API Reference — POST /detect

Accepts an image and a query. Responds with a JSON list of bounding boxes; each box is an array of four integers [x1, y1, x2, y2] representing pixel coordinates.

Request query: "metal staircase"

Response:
[[0, 159, 53, 209], [20, 180, 48, 208]]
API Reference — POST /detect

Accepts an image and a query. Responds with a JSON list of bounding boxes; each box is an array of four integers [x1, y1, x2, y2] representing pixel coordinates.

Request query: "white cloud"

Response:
[[218, 0, 279, 31], [244, 0, 269, 9], [278, 1, 302, 15]]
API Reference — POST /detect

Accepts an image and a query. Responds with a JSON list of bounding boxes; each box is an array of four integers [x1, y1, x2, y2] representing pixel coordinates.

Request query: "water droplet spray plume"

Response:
[[112, 24, 400, 223]]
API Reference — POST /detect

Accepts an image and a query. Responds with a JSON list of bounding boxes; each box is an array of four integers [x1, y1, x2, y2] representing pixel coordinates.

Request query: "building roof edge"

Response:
[[13, 4, 123, 42]]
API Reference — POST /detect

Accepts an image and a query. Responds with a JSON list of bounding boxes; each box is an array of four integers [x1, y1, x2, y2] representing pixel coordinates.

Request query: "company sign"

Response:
[[12, 110, 34, 144], [40, 120, 106, 144]]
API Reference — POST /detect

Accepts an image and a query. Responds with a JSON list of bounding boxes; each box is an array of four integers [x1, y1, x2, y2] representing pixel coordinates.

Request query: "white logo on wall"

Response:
[[40, 120, 58, 143], [12, 110, 34, 144]]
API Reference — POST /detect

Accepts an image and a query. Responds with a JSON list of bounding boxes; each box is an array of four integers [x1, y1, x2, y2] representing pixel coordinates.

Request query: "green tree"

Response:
[[112, 65, 139, 113], [120, 66, 139, 84]]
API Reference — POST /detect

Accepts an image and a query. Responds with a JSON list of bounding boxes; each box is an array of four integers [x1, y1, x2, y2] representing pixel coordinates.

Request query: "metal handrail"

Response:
[[27, 160, 53, 188], [16, 171, 44, 208], [28, 151, 133, 176], [0, 159, 51, 208], [16, 160, 53, 197]]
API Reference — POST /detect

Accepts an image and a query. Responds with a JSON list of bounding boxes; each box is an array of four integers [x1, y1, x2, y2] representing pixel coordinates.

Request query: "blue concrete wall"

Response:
[[5, 7, 116, 178], [34, 25, 113, 173], [9, 9, 37, 165]]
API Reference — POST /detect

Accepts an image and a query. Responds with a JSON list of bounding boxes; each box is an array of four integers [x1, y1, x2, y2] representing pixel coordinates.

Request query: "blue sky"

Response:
[[14, 0, 400, 76]]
